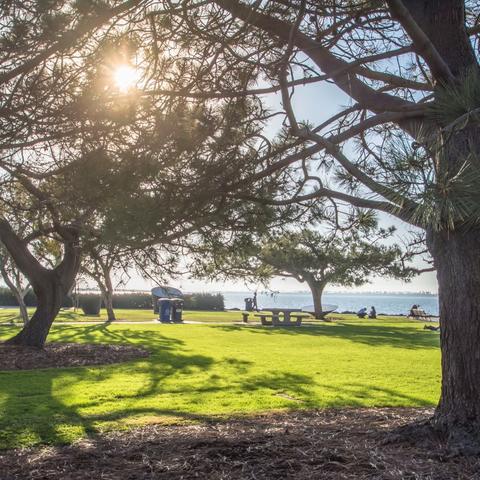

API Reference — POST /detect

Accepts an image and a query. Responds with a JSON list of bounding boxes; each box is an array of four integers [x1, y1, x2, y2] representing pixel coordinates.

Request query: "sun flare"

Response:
[[113, 64, 139, 92]]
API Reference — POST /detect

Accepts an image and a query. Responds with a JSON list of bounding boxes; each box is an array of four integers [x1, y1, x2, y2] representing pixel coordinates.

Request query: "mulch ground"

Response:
[[1, 408, 479, 479], [0, 342, 149, 370]]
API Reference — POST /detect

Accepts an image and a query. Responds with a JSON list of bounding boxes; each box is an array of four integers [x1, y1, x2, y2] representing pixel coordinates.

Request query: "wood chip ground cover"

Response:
[[1, 408, 479, 479], [0, 343, 149, 370]]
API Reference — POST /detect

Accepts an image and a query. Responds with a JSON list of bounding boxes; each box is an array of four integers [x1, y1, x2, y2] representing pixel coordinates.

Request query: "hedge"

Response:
[[0, 288, 225, 311], [183, 293, 224, 311], [0, 288, 73, 308]]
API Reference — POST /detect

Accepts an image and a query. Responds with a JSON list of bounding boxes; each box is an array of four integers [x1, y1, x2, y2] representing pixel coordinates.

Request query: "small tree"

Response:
[[0, 248, 30, 325], [258, 229, 415, 319], [81, 243, 179, 322], [81, 246, 122, 322]]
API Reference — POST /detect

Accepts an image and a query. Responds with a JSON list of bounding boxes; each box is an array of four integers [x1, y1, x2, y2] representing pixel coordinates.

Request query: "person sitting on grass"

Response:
[[357, 307, 367, 319], [408, 304, 418, 317], [368, 306, 377, 319]]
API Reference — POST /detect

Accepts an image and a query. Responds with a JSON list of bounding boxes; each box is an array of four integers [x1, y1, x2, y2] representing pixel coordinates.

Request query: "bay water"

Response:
[[222, 291, 439, 316]]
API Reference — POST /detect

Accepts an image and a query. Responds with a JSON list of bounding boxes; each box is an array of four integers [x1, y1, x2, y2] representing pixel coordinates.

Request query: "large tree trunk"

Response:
[[428, 229, 480, 452], [0, 221, 81, 348], [7, 279, 65, 348], [307, 279, 327, 320]]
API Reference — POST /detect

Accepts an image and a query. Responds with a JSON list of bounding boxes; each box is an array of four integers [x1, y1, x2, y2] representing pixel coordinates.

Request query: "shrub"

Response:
[[79, 294, 101, 315]]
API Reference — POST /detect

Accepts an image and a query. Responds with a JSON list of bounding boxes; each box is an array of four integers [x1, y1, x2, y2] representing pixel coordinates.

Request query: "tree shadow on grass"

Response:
[[0, 322, 438, 450], [0, 312, 20, 325], [212, 323, 440, 350], [0, 322, 320, 449], [0, 325, 216, 449], [55, 311, 82, 321]]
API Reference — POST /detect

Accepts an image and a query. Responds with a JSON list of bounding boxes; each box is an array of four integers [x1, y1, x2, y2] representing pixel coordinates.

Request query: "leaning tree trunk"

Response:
[[7, 278, 66, 348], [428, 229, 480, 452], [0, 221, 81, 349], [307, 280, 327, 320]]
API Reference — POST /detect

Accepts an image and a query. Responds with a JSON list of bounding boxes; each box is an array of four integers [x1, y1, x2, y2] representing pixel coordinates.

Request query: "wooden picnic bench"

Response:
[[254, 312, 312, 326]]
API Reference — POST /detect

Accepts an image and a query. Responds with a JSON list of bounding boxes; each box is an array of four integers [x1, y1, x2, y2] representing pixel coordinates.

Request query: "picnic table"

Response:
[[254, 308, 310, 326]]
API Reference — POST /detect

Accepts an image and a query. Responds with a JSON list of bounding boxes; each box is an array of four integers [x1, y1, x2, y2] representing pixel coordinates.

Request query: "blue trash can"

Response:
[[158, 298, 172, 322]]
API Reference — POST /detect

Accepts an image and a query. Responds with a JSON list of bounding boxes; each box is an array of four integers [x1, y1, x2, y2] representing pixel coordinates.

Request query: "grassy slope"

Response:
[[0, 314, 440, 449]]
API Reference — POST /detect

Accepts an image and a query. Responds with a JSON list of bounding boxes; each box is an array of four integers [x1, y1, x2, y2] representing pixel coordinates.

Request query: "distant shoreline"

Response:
[[218, 291, 438, 297]]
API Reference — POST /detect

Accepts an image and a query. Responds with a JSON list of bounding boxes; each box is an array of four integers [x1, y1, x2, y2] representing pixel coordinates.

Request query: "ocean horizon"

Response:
[[219, 291, 439, 316]]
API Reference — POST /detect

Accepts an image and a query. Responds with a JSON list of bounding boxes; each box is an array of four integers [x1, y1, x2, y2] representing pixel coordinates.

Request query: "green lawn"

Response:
[[0, 307, 429, 324], [0, 312, 440, 449], [0, 308, 238, 323]]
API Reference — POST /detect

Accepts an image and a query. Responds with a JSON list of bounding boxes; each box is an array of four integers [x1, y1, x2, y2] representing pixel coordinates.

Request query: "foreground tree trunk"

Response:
[[428, 229, 480, 451]]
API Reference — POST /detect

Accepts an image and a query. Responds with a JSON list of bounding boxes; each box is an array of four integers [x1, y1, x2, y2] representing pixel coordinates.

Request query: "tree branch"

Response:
[[386, 0, 455, 84], [213, 0, 418, 117]]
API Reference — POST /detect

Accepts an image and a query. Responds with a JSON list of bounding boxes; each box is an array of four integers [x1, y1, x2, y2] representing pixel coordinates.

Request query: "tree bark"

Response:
[[99, 284, 116, 322], [307, 279, 327, 320], [0, 261, 30, 325], [7, 278, 65, 348], [0, 221, 81, 348], [14, 291, 29, 326], [428, 229, 480, 451]]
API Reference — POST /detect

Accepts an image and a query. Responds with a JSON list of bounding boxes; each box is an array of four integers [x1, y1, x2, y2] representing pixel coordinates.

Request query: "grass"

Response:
[[0, 307, 427, 324], [0, 308, 236, 323], [0, 310, 440, 450]]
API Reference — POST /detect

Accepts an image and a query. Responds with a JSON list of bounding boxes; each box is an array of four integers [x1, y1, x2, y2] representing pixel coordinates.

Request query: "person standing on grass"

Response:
[[252, 291, 258, 311]]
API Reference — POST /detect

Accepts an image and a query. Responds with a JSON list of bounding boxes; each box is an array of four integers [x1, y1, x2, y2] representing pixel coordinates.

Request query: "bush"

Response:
[[183, 293, 224, 311], [79, 294, 101, 315]]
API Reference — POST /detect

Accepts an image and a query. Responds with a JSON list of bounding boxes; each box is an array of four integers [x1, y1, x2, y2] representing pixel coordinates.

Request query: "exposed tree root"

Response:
[[383, 416, 480, 457]]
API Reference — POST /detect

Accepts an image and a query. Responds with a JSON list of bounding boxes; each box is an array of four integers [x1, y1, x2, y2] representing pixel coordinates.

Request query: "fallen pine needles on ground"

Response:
[[1, 408, 479, 479]]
